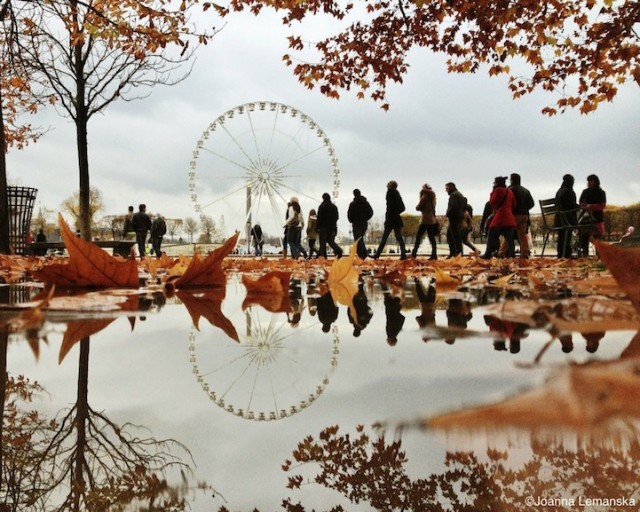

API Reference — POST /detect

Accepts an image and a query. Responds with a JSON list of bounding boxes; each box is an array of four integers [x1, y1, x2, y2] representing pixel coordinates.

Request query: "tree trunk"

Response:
[[0, 87, 10, 254], [72, 0, 91, 241]]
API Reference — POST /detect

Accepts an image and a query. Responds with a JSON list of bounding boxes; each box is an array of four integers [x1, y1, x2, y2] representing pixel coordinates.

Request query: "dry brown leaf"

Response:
[[592, 240, 640, 312], [177, 289, 239, 342], [59, 319, 115, 363], [32, 214, 139, 288], [434, 267, 460, 291], [426, 356, 640, 430], [242, 270, 291, 295], [327, 243, 360, 322], [172, 232, 239, 288]]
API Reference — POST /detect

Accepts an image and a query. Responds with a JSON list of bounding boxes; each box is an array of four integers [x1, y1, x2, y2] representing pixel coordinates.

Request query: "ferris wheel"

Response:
[[189, 306, 340, 421], [188, 101, 340, 243]]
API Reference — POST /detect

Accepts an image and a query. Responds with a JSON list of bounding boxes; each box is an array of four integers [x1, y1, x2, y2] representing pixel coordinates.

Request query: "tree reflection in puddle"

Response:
[[2, 273, 640, 510]]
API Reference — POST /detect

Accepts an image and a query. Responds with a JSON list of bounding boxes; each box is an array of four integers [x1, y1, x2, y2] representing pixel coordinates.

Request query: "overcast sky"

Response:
[[8, 11, 640, 239]]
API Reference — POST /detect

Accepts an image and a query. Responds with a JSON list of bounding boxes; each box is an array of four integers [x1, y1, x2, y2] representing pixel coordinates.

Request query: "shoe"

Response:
[[400, 254, 408, 260]]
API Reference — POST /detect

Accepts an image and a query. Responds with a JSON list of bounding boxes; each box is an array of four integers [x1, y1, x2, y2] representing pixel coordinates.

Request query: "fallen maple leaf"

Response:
[[59, 319, 116, 363], [434, 267, 460, 291], [592, 240, 640, 312], [241, 270, 292, 313], [242, 270, 291, 295], [327, 243, 360, 324], [425, 356, 640, 431], [178, 289, 239, 342], [32, 214, 139, 288], [171, 232, 239, 289]]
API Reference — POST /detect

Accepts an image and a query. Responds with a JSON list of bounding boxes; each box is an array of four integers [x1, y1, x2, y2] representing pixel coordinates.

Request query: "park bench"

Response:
[[27, 240, 136, 258]]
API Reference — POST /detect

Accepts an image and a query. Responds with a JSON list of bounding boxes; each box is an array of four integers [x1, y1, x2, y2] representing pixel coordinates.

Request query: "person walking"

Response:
[[122, 205, 134, 239], [150, 213, 167, 258], [251, 222, 264, 256], [347, 188, 374, 259], [461, 202, 479, 255], [316, 192, 343, 259], [374, 180, 407, 259], [306, 209, 319, 258], [285, 197, 307, 259], [506, 173, 535, 258], [482, 177, 517, 259], [131, 203, 152, 259], [578, 174, 606, 256], [555, 174, 578, 258], [411, 183, 438, 259], [445, 182, 466, 257]]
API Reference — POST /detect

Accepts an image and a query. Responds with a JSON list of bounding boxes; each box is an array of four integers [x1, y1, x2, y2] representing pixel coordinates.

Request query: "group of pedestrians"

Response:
[[247, 172, 606, 260], [123, 203, 166, 259]]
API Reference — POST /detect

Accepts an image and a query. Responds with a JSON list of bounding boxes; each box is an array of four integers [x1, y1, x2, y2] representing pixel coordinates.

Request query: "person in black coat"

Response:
[[554, 174, 578, 258], [316, 192, 343, 259], [374, 180, 407, 259], [347, 189, 374, 259], [131, 203, 152, 259]]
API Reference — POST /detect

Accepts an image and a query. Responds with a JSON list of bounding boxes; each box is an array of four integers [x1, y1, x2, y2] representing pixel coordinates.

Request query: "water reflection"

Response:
[[2, 274, 640, 510]]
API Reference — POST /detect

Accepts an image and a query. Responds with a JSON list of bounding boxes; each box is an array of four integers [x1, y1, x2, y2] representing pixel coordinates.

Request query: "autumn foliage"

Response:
[[222, 0, 640, 114]]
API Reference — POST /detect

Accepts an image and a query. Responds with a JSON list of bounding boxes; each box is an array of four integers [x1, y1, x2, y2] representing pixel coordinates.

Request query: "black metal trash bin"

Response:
[[8, 186, 38, 255]]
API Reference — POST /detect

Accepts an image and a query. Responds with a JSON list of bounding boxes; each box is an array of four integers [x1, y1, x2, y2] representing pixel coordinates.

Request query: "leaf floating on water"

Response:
[[32, 214, 139, 288]]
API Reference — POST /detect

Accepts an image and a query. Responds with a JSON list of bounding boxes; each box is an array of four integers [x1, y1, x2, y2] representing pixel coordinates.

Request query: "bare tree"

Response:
[[183, 217, 198, 244], [60, 187, 104, 234], [166, 218, 183, 242], [199, 214, 216, 244], [14, 0, 212, 240]]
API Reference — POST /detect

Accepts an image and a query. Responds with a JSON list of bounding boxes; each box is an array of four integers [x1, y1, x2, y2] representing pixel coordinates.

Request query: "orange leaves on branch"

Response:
[[170, 232, 239, 289], [33, 214, 139, 288]]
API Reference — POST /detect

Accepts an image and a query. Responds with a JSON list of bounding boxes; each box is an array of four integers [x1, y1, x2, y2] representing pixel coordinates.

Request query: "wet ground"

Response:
[[3, 270, 640, 511]]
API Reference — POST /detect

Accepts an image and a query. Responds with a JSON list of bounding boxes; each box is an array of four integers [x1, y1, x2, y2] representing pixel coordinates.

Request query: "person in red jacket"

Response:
[[481, 177, 517, 259]]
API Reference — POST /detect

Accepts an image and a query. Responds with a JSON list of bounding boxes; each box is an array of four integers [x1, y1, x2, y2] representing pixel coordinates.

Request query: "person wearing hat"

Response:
[[481, 177, 516, 259], [316, 192, 343, 259], [347, 188, 374, 259], [411, 183, 438, 259], [373, 180, 408, 259]]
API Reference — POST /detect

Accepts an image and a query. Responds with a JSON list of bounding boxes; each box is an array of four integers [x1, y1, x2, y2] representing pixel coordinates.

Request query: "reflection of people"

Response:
[[559, 333, 574, 353], [415, 278, 436, 341], [583, 331, 604, 353], [287, 279, 304, 327], [384, 287, 405, 346], [316, 291, 338, 333], [484, 315, 528, 353], [347, 282, 373, 337], [445, 298, 472, 344]]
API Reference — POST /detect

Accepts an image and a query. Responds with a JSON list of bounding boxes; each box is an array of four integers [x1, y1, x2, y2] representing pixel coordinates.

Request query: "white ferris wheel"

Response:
[[188, 101, 340, 246]]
